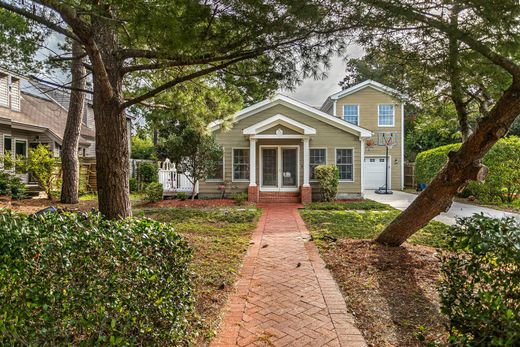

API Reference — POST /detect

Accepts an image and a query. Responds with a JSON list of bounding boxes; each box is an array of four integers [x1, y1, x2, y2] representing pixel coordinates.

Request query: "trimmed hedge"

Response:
[[416, 137, 520, 203], [0, 211, 193, 345], [415, 143, 461, 184], [145, 181, 164, 202], [439, 215, 520, 345]]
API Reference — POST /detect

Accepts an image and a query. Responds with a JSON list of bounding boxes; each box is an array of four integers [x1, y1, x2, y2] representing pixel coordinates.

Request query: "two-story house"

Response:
[[202, 80, 404, 202], [0, 69, 96, 183]]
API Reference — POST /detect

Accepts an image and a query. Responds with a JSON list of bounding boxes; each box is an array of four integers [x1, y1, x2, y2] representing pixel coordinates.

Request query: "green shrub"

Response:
[[129, 177, 138, 192], [439, 215, 520, 346], [176, 192, 188, 201], [232, 192, 248, 205], [305, 200, 391, 211], [138, 161, 158, 183], [470, 136, 520, 203], [0, 211, 193, 345], [416, 137, 520, 203], [144, 182, 163, 202], [415, 143, 461, 184], [314, 165, 339, 202], [16, 144, 60, 199], [0, 171, 26, 199]]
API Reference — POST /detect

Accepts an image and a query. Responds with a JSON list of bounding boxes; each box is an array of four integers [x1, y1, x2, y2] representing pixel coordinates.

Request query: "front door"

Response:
[[261, 146, 299, 191]]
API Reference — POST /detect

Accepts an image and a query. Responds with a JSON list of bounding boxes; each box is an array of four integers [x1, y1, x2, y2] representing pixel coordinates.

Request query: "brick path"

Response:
[[211, 203, 366, 347]]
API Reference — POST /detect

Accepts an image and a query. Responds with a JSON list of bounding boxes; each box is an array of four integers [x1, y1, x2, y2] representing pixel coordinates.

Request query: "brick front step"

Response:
[[259, 191, 300, 203]]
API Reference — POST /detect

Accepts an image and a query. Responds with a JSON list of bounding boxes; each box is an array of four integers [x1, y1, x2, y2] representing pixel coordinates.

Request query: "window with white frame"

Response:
[[378, 104, 395, 126], [336, 148, 353, 181], [309, 148, 326, 180], [343, 104, 359, 125], [207, 151, 224, 181], [232, 148, 249, 180]]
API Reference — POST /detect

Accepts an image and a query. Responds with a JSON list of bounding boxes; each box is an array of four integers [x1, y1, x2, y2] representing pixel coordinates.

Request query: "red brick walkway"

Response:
[[211, 204, 366, 347]]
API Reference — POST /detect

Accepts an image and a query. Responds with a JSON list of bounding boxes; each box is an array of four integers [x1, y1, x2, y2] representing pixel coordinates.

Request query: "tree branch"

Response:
[[0, 0, 78, 41], [363, 0, 520, 77], [29, 75, 93, 95], [121, 54, 257, 110]]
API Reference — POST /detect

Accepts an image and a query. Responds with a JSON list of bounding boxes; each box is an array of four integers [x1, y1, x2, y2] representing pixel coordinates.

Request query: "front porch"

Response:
[[243, 115, 314, 204]]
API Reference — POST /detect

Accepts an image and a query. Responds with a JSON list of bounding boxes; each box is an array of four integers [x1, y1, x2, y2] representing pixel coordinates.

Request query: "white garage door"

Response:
[[364, 157, 390, 189]]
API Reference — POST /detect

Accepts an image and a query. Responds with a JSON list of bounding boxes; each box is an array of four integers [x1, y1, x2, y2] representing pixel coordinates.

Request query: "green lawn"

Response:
[[134, 206, 260, 344], [300, 200, 450, 248]]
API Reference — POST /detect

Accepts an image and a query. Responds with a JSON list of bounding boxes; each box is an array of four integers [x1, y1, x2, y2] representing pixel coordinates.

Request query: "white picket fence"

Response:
[[158, 159, 198, 195]]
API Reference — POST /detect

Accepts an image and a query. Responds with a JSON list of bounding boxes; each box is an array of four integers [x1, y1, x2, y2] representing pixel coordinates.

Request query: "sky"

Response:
[[284, 45, 365, 107]]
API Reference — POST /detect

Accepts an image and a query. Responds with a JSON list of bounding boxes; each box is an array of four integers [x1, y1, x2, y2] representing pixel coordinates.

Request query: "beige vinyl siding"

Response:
[[0, 74, 8, 108], [199, 104, 362, 198], [86, 106, 95, 129], [10, 78, 21, 112], [335, 86, 403, 189], [259, 124, 300, 135]]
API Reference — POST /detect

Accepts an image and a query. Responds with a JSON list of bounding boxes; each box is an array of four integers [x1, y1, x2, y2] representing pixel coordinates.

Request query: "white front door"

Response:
[[260, 146, 299, 191], [364, 156, 390, 189]]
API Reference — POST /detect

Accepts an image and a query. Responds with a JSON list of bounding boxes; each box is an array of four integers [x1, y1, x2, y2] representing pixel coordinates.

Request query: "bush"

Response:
[[144, 182, 163, 202], [416, 137, 520, 203], [314, 165, 339, 202], [0, 211, 193, 345], [138, 161, 158, 183], [176, 192, 188, 201], [439, 215, 520, 346], [232, 192, 248, 205], [0, 171, 26, 199], [16, 144, 60, 199], [470, 136, 520, 203], [129, 177, 138, 192], [415, 143, 461, 184]]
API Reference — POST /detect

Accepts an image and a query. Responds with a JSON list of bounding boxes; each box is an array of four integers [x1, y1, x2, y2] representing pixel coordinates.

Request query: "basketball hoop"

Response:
[[375, 132, 396, 195]]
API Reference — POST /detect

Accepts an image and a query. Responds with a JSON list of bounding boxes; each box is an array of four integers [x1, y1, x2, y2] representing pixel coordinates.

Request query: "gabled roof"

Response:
[[209, 94, 372, 138], [243, 114, 316, 135], [320, 80, 406, 111]]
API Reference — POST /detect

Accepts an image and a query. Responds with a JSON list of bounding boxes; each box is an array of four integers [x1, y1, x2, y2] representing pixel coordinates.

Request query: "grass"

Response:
[[134, 206, 261, 344], [301, 201, 450, 248], [300, 199, 450, 346]]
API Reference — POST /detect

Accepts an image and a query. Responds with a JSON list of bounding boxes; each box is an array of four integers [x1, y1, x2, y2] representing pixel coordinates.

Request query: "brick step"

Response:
[[259, 191, 300, 203]]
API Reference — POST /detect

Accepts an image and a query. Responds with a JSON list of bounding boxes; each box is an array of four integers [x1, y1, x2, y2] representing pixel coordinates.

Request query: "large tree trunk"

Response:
[[60, 41, 86, 204], [89, 18, 131, 219], [375, 81, 520, 246], [92, 89, 131, 219]]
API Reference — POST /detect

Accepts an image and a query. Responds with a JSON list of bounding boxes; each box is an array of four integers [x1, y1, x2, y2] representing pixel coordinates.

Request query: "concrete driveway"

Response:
[[365, 190, 520, 225]]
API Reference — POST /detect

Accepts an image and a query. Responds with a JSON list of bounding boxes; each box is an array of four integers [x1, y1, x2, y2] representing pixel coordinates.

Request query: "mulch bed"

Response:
[[146, 199, 240, 208], [0, 197, 98, 214], [319, 239, 448, 346]]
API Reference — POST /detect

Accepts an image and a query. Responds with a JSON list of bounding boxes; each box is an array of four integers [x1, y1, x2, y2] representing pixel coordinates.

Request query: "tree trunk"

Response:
[[89, 19, 132, 219], [60, 41, 86, 204], [191, 179, 197, 200], [375, 81, 520, 246]]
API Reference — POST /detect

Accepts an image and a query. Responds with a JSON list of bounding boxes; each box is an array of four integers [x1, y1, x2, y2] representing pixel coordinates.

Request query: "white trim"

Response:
[[206, 146, 225, 182], [231, 147, 250, 183], [242, 114, 316, 135], [400, 104, 405, 189], [364, 155, 392, 190], [335, 147, 355, 183], [309, 147, 327, 182], [250, 134, 308, 140], [209, 94, 372, 138], [377, 103, 395, 127], [329, 80, 407, 100], [342, 104, 360, 125], [303, 138, 310, 186], [249, 139, 257, 186], [333, 100, 337, 117], [259, 145, 300, 192], [360, 139, 365, 196]]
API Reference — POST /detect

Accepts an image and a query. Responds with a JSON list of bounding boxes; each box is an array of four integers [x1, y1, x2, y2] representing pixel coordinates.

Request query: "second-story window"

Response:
[[343, 104, 359, 125], [378, 104, 395, 127]]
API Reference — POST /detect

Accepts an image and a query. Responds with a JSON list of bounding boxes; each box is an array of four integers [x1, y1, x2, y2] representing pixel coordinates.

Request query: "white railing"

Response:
[[158, 159, 198, 195]]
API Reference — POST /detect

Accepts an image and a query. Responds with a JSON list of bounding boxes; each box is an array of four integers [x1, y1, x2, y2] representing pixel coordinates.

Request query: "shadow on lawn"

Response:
[[372, 245, 445, 346]]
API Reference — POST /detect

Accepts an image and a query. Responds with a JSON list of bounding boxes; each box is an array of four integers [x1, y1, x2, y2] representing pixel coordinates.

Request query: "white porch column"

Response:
[[249, 138, 257, 186], [303, 137, 310, 186]]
